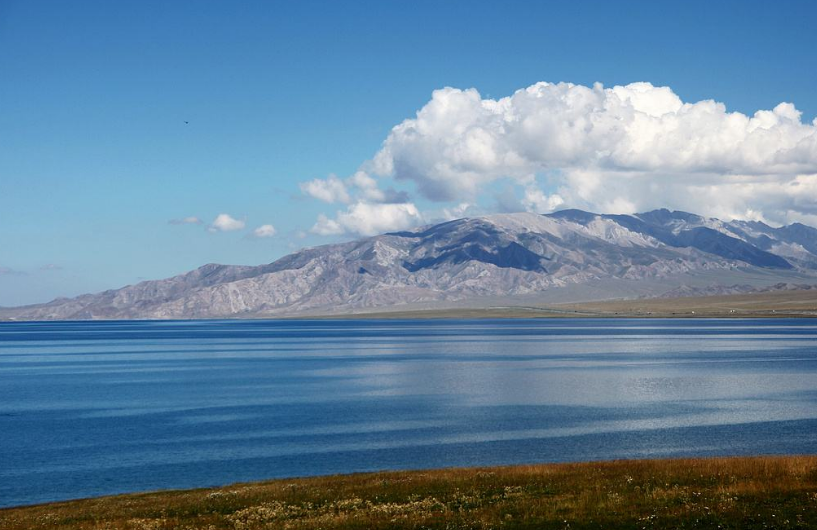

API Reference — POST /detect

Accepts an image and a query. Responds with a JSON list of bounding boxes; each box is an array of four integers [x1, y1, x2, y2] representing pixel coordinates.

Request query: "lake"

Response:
[[1, 318, 816, 507]]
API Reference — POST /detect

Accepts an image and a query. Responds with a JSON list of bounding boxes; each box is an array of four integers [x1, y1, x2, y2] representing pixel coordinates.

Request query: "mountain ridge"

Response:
[[3, 208, 817, 320]]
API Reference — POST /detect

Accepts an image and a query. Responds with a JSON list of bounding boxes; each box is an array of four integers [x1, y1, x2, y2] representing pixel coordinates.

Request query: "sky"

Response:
[[1, 0, 817, 306]]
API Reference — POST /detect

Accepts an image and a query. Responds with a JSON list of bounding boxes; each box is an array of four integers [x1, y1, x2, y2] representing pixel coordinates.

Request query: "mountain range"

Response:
[[3, 208, 817, 320]]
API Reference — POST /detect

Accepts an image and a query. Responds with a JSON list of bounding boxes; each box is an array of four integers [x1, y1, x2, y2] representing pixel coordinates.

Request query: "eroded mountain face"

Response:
[[5, 209, 817, 320]]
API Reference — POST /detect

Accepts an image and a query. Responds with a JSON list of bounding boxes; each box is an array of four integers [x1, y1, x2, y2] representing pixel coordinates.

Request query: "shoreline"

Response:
[[3, 290, 817, 322], [310, 289, 817, 320], [310, 308, 817, 320], [2, 455, 816, 528]]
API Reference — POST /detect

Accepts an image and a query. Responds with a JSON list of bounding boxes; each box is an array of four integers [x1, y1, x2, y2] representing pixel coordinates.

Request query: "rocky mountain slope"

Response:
[[4, 209, 817, 320]]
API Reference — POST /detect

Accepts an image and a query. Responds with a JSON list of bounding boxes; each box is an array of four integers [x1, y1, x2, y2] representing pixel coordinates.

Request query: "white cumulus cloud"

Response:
[[300, 171, 409, 206], [363, 81, 817, 223], [310, 202, 423, 236], [301, 81, 817, 235], [300, 174, 351, 204], [310, 214, 345, 236], [252, 224, 277, 238], [209, 213, 245, 232], [522, 186, 565, 214]]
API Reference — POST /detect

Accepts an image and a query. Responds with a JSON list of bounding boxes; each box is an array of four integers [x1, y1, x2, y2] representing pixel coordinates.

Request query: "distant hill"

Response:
[[4, 209, 817, 320]]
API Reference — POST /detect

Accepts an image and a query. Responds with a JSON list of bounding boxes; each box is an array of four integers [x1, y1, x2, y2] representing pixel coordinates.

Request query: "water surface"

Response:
[[1, 319, 816, 507]]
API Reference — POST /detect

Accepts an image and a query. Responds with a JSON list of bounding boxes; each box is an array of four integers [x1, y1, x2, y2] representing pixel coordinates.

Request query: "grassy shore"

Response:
[[2, 456, 816, 529], [321, 289, 817, 319]]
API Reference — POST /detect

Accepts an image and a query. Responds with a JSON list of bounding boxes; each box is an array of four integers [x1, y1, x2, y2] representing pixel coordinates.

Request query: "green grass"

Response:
[[2, 456, 817, 529]]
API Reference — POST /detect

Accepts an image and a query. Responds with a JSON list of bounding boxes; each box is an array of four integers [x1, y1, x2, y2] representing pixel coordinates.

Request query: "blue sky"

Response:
[[2, 0, 817, 305]]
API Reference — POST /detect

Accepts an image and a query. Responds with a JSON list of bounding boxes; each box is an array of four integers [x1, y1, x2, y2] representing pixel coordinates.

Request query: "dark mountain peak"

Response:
[[787, 222, 816, 232], [773, 222, 817, 255], [547, 208, 598, 224], [636, 208, 703, 226], [403, 241, 547, 273], [674, 227, 793, 269]]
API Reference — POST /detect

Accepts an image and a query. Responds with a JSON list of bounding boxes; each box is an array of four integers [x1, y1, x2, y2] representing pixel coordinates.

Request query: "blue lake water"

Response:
[[1, 318, 817, 507]]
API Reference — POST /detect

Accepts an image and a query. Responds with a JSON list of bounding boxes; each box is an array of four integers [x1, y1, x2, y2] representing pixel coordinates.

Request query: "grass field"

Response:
[[2, 456, 816, 529], [324, 289, 817, 319]]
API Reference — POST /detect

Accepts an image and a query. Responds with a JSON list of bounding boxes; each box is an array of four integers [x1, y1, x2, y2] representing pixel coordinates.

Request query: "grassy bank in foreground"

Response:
[[2, 457, 817, 529]]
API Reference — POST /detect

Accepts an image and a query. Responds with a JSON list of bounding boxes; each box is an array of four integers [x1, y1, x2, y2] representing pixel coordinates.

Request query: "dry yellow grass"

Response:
[[324, 289, 817, 319], [2, 456, 816, 529], [556, 289, 817, 318]]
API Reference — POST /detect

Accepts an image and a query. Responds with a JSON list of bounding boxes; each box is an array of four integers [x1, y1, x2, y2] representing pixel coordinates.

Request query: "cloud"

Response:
[[208, 213, 245, 232], [40, 264, 63, 271], [311, 214, 345, 236], [360, 81, 817, 223], [300, 171, 409, 205], [346, 171, 410, 203], [252, 224, 277, 238], [301, 171, 420, 237], [300, 81, 817, 236], [300, 174, 351, 204], [521, 186, 565, 214], [168, 216, 203, 225], [439, 202, 473, 220], [310, 202, 423, 236], [0, 266, 25, 276]]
